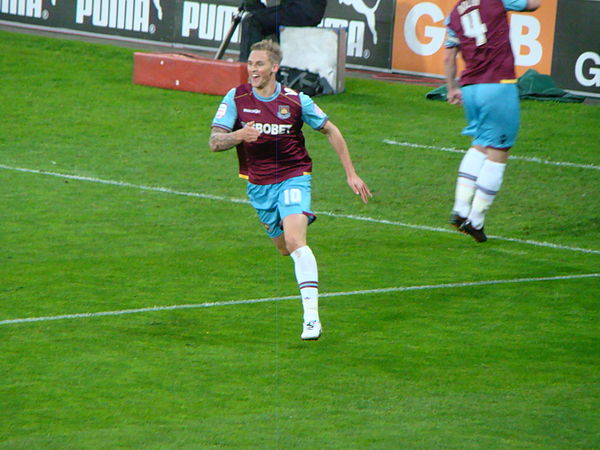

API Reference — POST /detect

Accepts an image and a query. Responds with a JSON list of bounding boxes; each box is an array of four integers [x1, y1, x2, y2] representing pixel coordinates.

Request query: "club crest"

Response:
[[277, 105, 291, 119]]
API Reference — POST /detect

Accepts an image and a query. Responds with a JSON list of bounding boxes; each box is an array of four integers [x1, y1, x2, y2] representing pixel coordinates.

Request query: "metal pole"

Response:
[[215, 6, 245, 60]]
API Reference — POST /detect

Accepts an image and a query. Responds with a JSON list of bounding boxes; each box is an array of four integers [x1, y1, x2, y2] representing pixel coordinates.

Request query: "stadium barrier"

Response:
[[133, 52, 247, 95]]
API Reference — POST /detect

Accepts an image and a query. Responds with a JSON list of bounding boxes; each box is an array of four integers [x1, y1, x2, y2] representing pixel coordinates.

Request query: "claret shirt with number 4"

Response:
[[445, 0, 530, 86], [212, 82, 329, 185]]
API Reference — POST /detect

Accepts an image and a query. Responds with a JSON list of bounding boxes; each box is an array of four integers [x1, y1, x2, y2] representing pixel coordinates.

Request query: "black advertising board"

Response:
[[1, 0, 395, 70], [552, 0, 600, 97], [322, 0, 395, 69], [175, 0, 243, 51], [177, 0, 396, 69], [0, 0, 175, 43], [9, 0, 600, 86]]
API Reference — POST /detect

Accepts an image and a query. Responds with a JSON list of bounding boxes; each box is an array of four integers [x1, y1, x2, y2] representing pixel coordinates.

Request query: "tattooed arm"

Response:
[[209, 121, 260, 152]]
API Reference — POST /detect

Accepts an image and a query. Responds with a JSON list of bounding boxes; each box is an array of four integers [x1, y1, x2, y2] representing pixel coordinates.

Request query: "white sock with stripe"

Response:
[[468, 160, 506, 229], [453, 147, 488, 218], [291, 245, 319, 323]]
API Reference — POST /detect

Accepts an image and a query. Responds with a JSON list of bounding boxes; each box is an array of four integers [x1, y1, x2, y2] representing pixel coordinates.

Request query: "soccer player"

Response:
[[444, 0, 541, 242], [238, 0, 328, 62], [209, 39, 371, 340]]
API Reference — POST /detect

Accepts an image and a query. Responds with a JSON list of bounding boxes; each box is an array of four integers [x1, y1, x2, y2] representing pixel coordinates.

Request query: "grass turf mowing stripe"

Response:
[[1, 273, 598, 326], [2, 163, 599, 255], [383, 140, 600, 171]]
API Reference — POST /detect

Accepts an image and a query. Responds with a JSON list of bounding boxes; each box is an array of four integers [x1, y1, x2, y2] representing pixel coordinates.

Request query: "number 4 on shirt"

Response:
[[461, 9, 488, 46]]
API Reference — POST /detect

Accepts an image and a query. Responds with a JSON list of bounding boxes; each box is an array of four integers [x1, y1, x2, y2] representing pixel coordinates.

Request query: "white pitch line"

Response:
[[1, 273, 598, 326], [317, 211, 600, 255], [0, 164, 250, 204], [1, 164, 600, 255], [383, 140, 600, 171]]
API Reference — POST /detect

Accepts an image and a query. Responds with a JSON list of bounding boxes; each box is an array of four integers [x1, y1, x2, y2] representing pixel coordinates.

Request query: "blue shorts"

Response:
[[461, 83, 520, 150], [247, 175, 316, 238]]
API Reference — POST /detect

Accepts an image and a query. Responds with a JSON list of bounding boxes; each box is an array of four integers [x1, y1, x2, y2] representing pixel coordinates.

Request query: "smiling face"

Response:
[[247, 50, 279, 95]]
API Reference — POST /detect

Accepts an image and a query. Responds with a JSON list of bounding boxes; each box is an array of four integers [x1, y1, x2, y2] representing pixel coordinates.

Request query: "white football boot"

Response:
[[301, 320, 322, 340]]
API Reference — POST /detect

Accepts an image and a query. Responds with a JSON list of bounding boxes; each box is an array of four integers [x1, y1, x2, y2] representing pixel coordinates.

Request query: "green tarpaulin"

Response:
[[426, 69, 586, 103]]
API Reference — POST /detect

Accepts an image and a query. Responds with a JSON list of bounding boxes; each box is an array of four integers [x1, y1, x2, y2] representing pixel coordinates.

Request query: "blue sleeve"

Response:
[[445, 18, 459, 48], [503, 0, 528, 11], [300, 92, 328, 130], [211, 88, 237, 131]]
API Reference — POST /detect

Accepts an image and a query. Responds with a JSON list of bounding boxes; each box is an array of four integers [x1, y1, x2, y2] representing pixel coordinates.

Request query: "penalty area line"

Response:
[[1, 273, 598, 327]]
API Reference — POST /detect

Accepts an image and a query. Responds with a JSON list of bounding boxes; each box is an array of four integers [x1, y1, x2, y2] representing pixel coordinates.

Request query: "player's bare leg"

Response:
[[272, 234, 290, 256]]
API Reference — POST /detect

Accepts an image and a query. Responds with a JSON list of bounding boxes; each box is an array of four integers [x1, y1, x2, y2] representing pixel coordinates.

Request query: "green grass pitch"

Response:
[[1, 30, 599, 448]]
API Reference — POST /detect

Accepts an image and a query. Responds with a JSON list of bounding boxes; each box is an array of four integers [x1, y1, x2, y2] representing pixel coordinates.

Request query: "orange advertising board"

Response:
[[392, 0, 557, 78]]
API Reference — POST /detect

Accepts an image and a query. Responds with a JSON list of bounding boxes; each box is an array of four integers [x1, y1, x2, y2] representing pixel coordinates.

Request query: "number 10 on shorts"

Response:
[[283, 188, 302, 205]]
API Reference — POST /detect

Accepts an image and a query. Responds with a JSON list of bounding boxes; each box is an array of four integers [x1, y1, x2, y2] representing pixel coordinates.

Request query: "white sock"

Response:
[[452, 147, 488, 218], [290, 246, 319, 323], [468, 160, 506, 229]]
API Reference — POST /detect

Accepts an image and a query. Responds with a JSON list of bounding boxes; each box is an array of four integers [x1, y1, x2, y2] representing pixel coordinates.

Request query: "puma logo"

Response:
[[338, 0, 382, 44]]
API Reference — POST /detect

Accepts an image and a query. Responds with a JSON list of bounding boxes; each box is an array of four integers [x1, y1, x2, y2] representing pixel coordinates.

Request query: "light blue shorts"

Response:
[[461, 83, 520, 150], [247, 175, 316, 238]]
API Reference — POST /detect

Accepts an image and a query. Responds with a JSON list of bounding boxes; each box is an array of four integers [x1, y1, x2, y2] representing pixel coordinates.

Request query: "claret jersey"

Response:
[[212, 82, 328, 185], [445, 0, 529, 85]]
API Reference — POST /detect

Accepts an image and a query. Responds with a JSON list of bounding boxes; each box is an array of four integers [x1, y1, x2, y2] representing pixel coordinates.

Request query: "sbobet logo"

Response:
[[1, 0, 56, 20], [75, 0, 163, 33]]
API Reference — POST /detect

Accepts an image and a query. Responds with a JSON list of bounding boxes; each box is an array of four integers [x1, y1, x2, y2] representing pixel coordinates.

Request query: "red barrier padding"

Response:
[[133, 52, 248, 96]]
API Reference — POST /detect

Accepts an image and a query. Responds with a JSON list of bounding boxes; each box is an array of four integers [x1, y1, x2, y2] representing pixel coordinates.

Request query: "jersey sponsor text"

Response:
[[244, 122, 293, 136]]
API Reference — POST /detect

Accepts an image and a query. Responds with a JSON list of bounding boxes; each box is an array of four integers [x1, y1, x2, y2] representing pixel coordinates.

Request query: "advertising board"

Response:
[[0, 1, 394, 69], [551, 0, 600, 97], [0, 0, 174, 42], [391, 0, 557, 78], [2, 0, 598, 96]]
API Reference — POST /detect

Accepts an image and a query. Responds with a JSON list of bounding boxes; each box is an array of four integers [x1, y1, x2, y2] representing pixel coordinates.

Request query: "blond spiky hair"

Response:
[[249, 39, 283, 65]]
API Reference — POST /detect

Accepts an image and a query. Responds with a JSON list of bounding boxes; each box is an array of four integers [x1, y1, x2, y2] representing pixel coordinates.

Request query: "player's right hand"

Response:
[[240, 121, 261, 143]]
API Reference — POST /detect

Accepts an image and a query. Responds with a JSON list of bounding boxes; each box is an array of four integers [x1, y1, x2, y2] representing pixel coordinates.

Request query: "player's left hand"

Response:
[[348, 175, 372, 204]]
